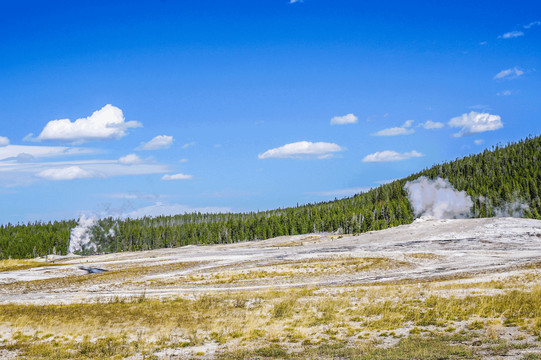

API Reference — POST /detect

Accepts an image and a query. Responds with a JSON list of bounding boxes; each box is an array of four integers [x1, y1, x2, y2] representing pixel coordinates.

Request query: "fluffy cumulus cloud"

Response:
[[0, 136, 9, 147], [419, 120, 444, 130], [373, 120, 415, 136], [362, 150, 423, 163], [161, 173, 193, 181], [37, 166, 94, 181], [494, 67, 524, 80], [258, 141, 344, 159], [138, 135, 174, 150], [118, 154, 143, 165], [35, 104, 141, 142], [448, 111, 503, 137], [330, 113, 358, 125], [499, 30, 524, 39]]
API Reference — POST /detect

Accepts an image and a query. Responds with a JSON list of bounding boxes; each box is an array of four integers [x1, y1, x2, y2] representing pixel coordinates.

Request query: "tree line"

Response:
[[1, 135, 540, 259]]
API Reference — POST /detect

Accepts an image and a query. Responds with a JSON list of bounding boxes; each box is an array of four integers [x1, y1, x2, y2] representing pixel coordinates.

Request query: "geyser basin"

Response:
[[0, 217, 540, 305]]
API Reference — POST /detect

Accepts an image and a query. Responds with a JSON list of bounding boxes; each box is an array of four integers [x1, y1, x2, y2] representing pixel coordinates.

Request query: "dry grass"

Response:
[[146, 257, 412, 287], [222, 335, 476, 359], [406, 253, 444, 260], [1, 261, 199, 292], [0, 259, 60, 272], [271, 235, 327, 247], [1, 280, 540, 359], [2, 243, 541, 359]]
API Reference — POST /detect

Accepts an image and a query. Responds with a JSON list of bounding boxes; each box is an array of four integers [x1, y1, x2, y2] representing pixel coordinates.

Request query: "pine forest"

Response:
[[1, 135, 540, 259]]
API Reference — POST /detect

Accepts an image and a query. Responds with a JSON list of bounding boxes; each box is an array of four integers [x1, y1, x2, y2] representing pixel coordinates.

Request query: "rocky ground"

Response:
[[1, 217, 540, 359]]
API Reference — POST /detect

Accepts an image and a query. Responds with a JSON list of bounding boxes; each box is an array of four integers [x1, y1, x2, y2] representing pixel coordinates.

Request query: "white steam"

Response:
[[405, 177, 473, 219], [494, 200, 529, 218], [68, 214, 98, 254], [481, 196, 530, 218]]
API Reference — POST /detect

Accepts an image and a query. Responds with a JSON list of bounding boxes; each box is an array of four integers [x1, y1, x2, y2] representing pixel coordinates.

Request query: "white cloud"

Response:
[[494, 67, 524, 80], [181, 142, 196, 149], [419, 120, 444, 129], [524, 20, 541, 29], [118, 153, 143, 165], [373, 120, 415, 136], [35, 104, 141, 143], [37, 166, 94, 181], [0, 136, 9, 147], [496, 21, 539, 41], [469, 104, 492, 111], [0, 158, 169, 186], [0, 145, 94, 161], [312, 187, 372, 197], [289, 0, 302, 3], [362, 150, 423, 163], [101, 192, 163, 201], [448, 111, 503, 137], [330, 113, 358, 125], [258, 141, 344, 159], [499, 30, 524, 39], [497, 90, 513, 96], [474, 139, 484, 145], [138, 135, 174, 150], [479, 41, 488, 45], [199, 190, 253, 199], [126, 202, 230, 218], [161, 173, 193, 181], [375, 179, 398, 185]]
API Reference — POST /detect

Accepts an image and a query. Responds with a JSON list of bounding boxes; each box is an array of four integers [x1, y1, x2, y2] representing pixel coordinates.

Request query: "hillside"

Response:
[[1, 135, 540, 259]]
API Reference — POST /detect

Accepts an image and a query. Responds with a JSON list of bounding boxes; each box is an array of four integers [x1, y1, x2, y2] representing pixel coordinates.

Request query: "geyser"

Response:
[[68, 214, 98, 254], [405, 176, 473, 219]]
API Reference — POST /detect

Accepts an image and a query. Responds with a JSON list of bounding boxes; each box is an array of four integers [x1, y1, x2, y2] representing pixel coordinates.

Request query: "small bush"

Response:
[[255, 345, 288, 357], [272, 298, 297, 318]]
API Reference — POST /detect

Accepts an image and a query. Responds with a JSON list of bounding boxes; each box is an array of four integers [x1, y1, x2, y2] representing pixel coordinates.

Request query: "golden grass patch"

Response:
[[0, 259, 60, 272]]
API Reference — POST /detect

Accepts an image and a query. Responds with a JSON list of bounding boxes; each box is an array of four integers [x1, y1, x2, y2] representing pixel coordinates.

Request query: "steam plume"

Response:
[[495, 200, 529, 217], [68, 214, 98, 254], [485, 196, 530, 218], [405, 177, 473, 219]]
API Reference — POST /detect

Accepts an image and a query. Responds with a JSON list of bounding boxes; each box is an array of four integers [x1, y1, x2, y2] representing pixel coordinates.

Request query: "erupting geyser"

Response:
[[68, 214, 98, 254], [405, 176, 473, 219]]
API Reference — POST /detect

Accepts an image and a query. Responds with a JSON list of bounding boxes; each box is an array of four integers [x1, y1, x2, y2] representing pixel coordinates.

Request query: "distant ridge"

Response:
[[1, 135, 540, 259]]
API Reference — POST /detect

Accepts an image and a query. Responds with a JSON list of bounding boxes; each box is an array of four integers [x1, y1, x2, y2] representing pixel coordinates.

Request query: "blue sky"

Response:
[[0, 0, 540, 224]]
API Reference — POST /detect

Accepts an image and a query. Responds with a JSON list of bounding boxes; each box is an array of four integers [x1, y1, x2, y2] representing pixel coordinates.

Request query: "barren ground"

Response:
[[1, 217, 541, 359]]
